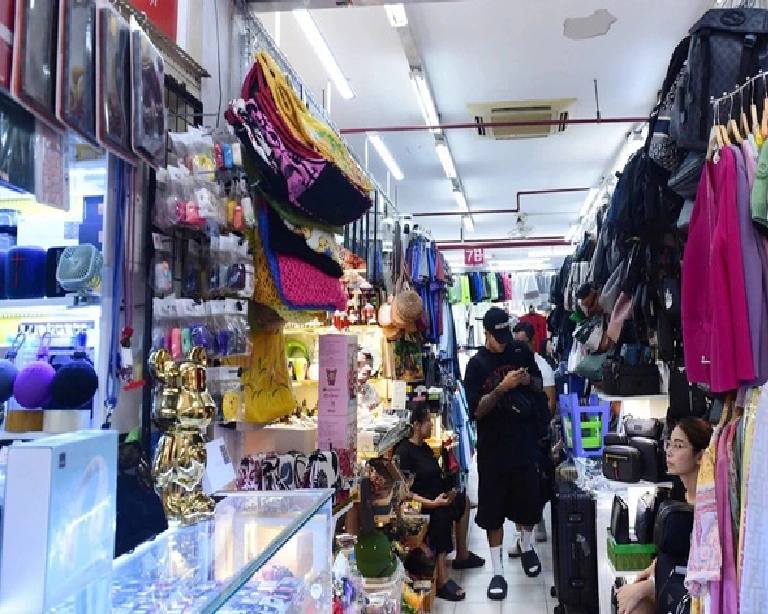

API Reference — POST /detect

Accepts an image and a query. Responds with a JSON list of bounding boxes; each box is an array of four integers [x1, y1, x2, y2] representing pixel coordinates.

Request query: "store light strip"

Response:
[[453, 188, 468, 212], [293, 9, 355, 100], [435, 139, 457, 179], [463, 215, 475, 232], [367, 133, 404, 181], [410, 69, 440, 132], [384, 4, 408, 27]]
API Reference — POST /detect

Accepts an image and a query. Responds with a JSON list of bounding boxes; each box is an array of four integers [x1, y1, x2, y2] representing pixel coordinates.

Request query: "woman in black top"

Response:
[[394, 404, 484, 602]]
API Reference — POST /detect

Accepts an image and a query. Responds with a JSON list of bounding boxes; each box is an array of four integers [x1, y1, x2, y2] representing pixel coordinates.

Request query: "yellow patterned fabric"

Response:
[[224, 329, 295, 424], [737, 391, 758, 586], [256, 52, 373, 195]]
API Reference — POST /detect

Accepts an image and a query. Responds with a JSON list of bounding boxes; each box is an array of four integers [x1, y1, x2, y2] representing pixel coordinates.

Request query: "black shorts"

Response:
[[427, 492, 467, 555], [475, 464, 543, 530]]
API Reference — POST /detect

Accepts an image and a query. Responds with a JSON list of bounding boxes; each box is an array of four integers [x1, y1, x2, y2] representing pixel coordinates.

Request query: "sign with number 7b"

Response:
[[464, 248, 485, 266]]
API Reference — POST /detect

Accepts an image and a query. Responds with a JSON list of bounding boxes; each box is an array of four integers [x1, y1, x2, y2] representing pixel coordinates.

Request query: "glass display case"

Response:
[[47, 490, 334, 614]]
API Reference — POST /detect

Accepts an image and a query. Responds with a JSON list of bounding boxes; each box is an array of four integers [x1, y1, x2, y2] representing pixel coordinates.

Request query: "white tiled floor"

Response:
[[436, 504, 558, 614]]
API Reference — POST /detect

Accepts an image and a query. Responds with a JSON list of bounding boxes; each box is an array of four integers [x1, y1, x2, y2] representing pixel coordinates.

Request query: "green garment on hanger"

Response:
[[488, 272, 499, 301], [460, 275, 471, 304], [750, 139, 768, 230]]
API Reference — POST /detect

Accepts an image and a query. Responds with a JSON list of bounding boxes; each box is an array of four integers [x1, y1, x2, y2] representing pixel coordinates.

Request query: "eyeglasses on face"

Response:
[[663, 440, 690, 452]]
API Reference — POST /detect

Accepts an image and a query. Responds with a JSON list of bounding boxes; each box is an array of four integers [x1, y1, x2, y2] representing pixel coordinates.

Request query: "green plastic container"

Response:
[[607, 531, 657, 572], [564, 415, 603, 450]]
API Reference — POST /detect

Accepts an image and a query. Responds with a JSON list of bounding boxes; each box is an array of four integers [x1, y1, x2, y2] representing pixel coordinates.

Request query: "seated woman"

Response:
[[616, 416, 713, 614], [394, 404, 484, 602]]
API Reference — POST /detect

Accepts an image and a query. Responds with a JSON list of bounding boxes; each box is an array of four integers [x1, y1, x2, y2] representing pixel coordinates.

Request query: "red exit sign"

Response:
[[464, 248, 485, 266], [130, 0, 178, 41]]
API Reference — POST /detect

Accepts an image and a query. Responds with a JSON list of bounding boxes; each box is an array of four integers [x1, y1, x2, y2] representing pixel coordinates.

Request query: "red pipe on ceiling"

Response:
[[516, 187, 590, 213], [340, 116, 646, 135], [437, 238, 569, 250]]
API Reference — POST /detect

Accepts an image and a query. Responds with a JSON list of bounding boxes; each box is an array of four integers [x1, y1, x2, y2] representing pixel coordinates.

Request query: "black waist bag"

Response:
[[602, 445, 643, 483], [602, 361, 660, 397], [630, 436, 667, 483]]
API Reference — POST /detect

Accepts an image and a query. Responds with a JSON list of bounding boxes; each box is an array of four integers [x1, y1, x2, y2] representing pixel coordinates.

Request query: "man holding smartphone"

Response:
[[464, 307, 547, 601]]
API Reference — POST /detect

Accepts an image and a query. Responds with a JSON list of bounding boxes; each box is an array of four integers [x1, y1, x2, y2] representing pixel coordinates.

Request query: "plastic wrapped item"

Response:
[[12, 0, 60, 125], [0, 0, 14, 91], [129, 16, 164, 167], [57, 0, 97, 142], [96, 6, 133, 159], [151, 234, 173, 295], [33, 122, 66, 210]]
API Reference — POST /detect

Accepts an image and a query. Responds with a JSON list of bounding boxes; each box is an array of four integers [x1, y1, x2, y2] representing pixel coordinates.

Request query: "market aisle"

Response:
[[438, 504, 556, 614]]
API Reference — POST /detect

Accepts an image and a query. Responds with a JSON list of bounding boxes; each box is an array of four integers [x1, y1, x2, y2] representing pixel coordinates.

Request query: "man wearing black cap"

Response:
[[464, 307, 548, 600]]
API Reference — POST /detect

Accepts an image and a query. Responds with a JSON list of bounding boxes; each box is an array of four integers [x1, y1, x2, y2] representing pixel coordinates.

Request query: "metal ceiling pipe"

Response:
[[517, 187, 591, 213], [340, 116, 647, 135], [410, 187, 591, 216], [437, 238, 569, 250]]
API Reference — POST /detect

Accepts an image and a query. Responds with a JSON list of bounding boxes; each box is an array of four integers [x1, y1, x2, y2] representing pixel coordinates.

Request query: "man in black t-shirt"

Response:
[[464, 307, 547, 600]]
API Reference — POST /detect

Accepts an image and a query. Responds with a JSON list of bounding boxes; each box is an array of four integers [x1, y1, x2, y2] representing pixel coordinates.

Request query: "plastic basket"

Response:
[[607, 531, 657, 572]]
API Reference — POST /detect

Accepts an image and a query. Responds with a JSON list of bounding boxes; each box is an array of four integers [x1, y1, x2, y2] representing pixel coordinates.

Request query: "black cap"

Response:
[[483, 307, 513, 345]]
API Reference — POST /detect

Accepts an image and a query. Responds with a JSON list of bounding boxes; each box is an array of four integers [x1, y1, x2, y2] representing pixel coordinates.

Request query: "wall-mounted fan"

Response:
[[507, 213, 533, 238]]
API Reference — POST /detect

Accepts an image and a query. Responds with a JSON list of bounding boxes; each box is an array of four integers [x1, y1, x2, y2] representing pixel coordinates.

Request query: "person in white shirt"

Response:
[[511, 321, 556, 544]]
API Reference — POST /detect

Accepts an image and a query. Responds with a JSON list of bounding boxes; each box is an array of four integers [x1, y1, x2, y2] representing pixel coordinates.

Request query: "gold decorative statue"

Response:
[[149, 346, 217, 524]]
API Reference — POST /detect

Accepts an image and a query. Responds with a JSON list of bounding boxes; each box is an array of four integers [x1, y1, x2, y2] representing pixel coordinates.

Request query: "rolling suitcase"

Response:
[[550, 482, 599, 614]]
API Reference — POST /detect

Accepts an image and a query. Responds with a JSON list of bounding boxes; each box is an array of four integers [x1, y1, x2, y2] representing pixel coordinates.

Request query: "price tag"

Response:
[[391, 380, 407, 411], [202, 438, 236, 495]]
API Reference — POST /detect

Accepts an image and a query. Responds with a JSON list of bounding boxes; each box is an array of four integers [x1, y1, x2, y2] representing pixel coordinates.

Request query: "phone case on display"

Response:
[[629, 436, 666, 483], [130, 17, 165, 167], [45, 247, 67, 297], [0, 0, 14, 91], [624, 417, 663, 440], [57, 0, 97, 142], [550, 482, 599, 613], [96, 7, 133, 159], [610, 495, 630, 544], [602, 445, 643, 483], [601, 361, 661, 397], [12, 0, 60, 125]]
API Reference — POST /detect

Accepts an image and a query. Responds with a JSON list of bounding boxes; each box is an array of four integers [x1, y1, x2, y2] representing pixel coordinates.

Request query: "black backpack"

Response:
[[672, 6, 768, 152]]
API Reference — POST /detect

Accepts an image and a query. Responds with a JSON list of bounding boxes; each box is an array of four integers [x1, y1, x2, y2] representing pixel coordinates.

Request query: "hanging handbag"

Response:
[[574, 350, 610, 382]]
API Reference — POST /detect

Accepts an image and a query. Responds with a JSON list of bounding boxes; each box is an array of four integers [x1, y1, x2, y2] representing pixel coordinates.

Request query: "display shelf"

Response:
[[597, 393, 668, 402], [46, 490, 334, 614], [0, 430, 50, 441]]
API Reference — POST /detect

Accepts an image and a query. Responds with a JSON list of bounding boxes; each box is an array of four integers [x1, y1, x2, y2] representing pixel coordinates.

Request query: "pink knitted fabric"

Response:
[[275, 253, 347, 312]]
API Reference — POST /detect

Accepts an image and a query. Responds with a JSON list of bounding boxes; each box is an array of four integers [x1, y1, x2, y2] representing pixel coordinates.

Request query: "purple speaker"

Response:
[[6, 247, 46, 299]]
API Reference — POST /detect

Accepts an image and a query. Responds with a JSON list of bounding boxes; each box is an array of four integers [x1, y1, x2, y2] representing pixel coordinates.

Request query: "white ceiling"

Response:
[[256, 0, 710, 251]]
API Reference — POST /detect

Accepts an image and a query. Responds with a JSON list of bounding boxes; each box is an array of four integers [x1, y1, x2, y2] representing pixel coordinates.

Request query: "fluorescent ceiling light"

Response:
[[293, 9, 355, 100], [453, 188, 468, 212], [384, 4, 408, 27], [463, 216, 474, 232], [566, 224, 579, 242], [367, 133, 404, 181], [435, 139, 457, 179], [528, 246, 573, 258], [410, 69, 440, 132]]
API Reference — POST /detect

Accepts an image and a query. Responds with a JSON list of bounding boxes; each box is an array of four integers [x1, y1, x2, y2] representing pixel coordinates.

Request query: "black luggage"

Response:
[[550, 482, 599, 614], [654, 501, 694, 614]]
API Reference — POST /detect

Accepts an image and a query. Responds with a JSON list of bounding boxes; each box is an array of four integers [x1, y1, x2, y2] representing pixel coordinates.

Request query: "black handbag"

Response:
[[634, 491, 657, 545], [602, 361, 660, 397], [603, 445, 643, 483], [630, 436, 666, 483], [604, 432, 628, 446], [610, 495, 630, 544], [624, 417, 663, 440]]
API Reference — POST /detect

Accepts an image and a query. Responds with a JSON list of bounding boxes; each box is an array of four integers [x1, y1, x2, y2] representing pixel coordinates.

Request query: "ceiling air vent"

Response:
[[467, 98, 577, 140]]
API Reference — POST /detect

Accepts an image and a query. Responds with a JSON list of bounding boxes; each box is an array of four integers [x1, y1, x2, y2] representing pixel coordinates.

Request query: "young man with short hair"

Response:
[[463, 307, 548, 601]]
